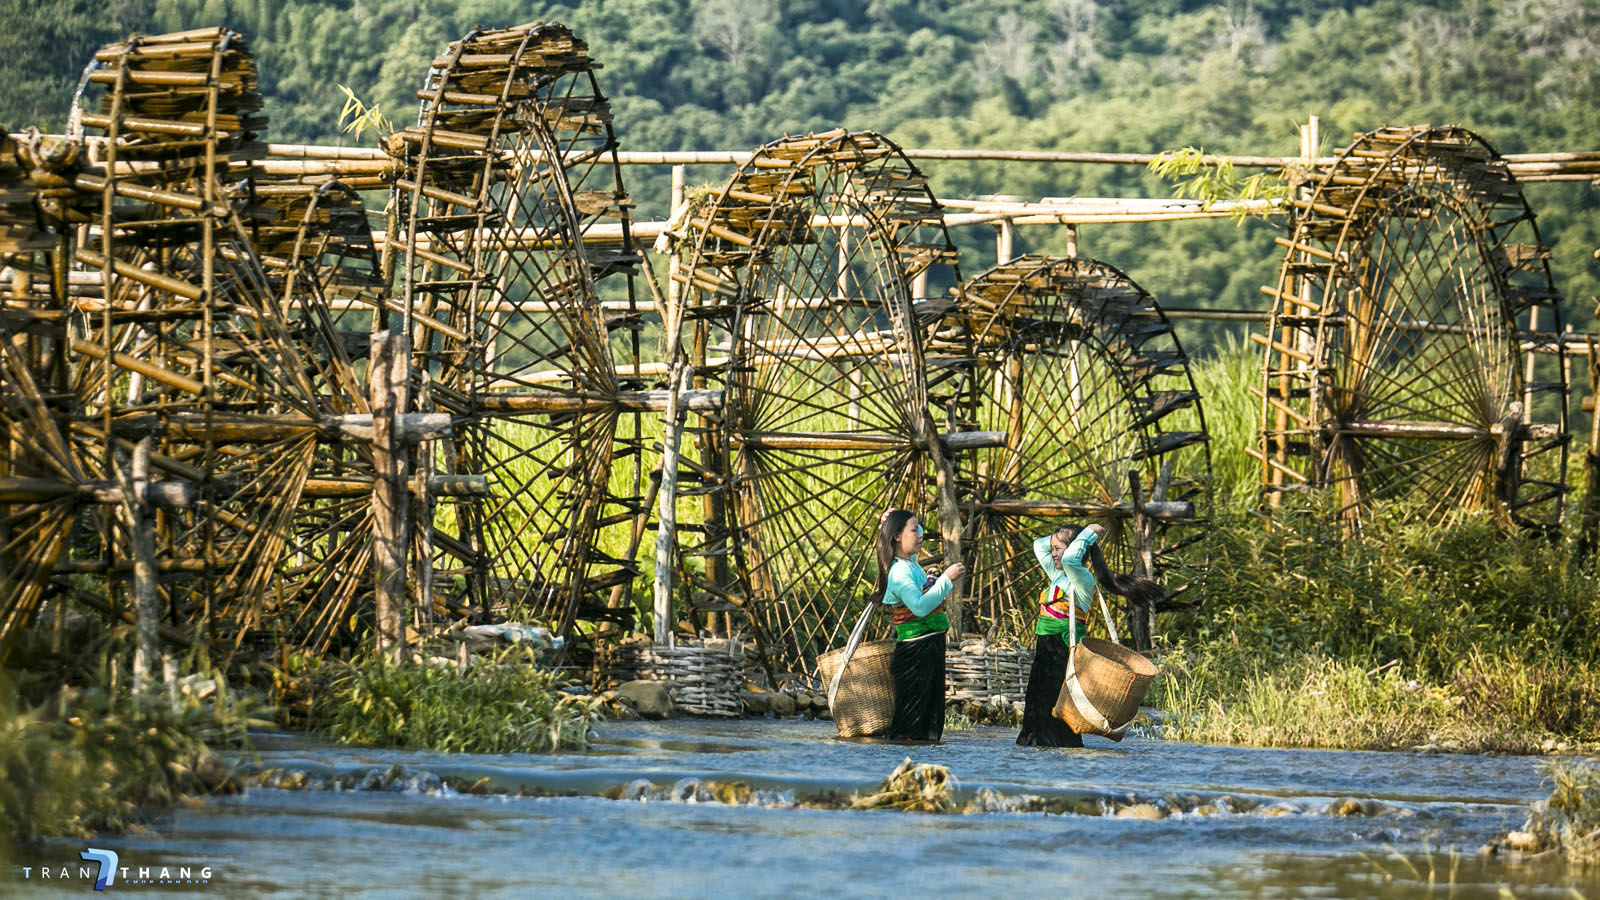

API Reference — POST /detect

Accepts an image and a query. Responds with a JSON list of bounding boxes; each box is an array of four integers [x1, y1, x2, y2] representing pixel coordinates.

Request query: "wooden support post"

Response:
[[667, 165, 684, 309], [653, 367, 690, 647], [121, 437, 161, 692], [1524, 306, 1539, 421], [371, 331, 411, 663], [1064, 224, 1077, 258], [1127, 469, 1154, 650], [996, 219, 1014, 264], [412, 373, 436, 628], [1581, 335, 1600, 557], [926, 412, 965, 638]]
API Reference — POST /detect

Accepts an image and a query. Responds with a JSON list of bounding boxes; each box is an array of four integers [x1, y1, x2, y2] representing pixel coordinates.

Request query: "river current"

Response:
[[6, 718, 1594, 898]]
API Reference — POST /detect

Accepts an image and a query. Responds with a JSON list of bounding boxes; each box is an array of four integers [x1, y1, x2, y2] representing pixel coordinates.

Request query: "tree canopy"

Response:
[[2, 0, 1596, 340]]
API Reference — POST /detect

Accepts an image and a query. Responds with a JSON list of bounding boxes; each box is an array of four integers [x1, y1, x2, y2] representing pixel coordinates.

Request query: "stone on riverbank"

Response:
[[616, 681, 673, 719], [1116, 803, 1166, 820], [769, 692, 796, 717]]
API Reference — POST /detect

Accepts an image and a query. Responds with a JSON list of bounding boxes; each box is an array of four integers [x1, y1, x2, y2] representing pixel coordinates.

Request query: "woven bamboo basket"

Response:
[[944, 644, 1033, 705], [601, 640, 747, 717], [816, 639, 896, 738], [1051, 637, 1158, 741]]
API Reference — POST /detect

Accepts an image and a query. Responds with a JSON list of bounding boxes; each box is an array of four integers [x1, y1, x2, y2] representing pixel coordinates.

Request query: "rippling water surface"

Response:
[[6, 719, 1595, 899]]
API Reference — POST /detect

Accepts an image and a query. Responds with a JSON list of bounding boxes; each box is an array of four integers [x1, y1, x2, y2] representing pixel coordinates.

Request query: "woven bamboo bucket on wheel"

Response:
[[1051, 637, 1158, 741], [817, 639, 896, 738]]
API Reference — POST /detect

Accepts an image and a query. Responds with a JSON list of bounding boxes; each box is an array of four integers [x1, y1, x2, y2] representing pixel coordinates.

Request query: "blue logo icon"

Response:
[[79, 849, 118, 891]]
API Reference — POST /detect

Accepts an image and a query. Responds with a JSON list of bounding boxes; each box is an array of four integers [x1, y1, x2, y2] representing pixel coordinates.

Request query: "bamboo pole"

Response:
[[653, 367, 689, 647], [121, 437, 161, 692], [1582, 334, 1600, 556], [370, 331, 411, 663]]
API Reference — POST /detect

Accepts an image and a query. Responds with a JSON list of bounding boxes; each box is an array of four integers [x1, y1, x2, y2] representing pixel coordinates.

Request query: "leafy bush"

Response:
[[304, 649, 600, 754], [0, 673, 259, 846]]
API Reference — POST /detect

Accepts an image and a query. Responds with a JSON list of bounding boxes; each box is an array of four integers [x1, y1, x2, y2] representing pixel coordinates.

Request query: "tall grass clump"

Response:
[[1178, 335, 1263, 508], [1506, 759, 1600, 862], [305, 647, 600, 754], [1149, 644, 1445, 749], [0, 671, 259, 846], [1150, 642, 1600, 753], [1168, 506, 1600, 678], [1149, 497, 1600, 751]]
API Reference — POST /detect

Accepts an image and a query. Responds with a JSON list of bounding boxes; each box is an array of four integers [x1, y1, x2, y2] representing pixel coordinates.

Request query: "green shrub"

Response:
[[304, 648, 600, 754], [0, 672, 258, 846]]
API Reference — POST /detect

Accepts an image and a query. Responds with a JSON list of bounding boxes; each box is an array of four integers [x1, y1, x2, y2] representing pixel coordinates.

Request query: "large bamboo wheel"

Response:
[[0, 133, 81, 651], [390, 23, 644, 638], [673, 129, 965, 674], [253, 179, 382, 651], [62, 28, 332, 650], [1256, 126, 1568, 531], [945, 256, 1210, 648]]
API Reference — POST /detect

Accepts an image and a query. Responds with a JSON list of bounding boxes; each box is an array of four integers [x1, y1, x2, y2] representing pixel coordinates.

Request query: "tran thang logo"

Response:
[[15, 847, 212, 890], [80, 849, 118, 890]]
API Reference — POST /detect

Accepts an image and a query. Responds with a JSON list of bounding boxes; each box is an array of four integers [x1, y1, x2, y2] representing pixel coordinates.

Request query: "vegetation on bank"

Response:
[[1507, 759, 1600, 862], [300, 647, 601, 754], [1125, 335, 1600, 754], [0, 666, 260, 846]]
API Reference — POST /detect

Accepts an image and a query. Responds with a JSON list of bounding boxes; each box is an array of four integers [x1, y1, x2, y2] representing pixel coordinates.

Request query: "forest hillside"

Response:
[[2, 0, 1596, 341]]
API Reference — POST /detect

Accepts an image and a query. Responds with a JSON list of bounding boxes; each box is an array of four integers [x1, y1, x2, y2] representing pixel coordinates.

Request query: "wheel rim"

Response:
[[1258, 126, 1568, 531], [948, 256, 1211, 645], [675, 129, 963, 674]]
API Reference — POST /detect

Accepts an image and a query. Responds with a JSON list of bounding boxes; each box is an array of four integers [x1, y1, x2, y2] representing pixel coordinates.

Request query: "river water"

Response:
[[6, 718, 1596, 898]]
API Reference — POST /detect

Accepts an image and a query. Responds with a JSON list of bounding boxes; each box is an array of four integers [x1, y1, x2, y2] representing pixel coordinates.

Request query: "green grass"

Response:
[[303, 647, 601, 754], [1150, 642, 1600, 753], [0, 671, 261, 846], [1517, 759, 1600, 863]]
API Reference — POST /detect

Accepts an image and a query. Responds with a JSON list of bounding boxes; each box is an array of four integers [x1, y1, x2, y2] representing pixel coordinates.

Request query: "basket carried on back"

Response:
[[818, 604, 898, 738], [817, 639, 896, 737], [1051, 636, 1158, 741]]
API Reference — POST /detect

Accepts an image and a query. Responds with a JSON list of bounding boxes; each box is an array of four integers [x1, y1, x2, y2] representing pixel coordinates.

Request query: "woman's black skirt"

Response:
[[886, 632, 946, 742], [1016, 633, 1082, 747]]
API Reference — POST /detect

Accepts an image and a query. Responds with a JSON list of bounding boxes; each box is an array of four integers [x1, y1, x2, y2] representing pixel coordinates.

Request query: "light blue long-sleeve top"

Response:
[[1034, 529, 1099, 616], [881, 556, 953, 640]]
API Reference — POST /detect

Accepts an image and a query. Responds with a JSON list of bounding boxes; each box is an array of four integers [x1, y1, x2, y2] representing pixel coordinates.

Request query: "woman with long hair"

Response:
[[871, 508, 965, 742], [1017, 523, 1162, 747]]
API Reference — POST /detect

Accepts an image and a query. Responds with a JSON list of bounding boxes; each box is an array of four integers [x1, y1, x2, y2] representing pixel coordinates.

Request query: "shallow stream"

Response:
[[7, 719, 1595, 898]]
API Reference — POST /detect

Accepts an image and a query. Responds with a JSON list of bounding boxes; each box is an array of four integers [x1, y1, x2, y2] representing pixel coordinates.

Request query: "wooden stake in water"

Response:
[[122, 437, 160, 692], [371, 331, 411, 663], [654, 367, 691, 647]]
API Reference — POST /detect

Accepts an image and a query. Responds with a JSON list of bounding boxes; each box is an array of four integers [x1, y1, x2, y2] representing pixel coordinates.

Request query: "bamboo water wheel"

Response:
[[388, 23, 646, 640], [0, 132, 83, 649], [940, 256, 1210, 649], [251, 180, 383, 651], [1256, 125, 1568, 531], [671, 129, 968, 675], [52, 27, 336, 649]]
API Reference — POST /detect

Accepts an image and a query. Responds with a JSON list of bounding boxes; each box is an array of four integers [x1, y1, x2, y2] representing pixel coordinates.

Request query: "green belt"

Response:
[[895, 612, 949, 641], [1035, 612, 1088, 646]]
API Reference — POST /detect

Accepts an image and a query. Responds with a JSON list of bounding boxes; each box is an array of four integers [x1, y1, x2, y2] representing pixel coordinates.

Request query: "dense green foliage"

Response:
[[0, 673, 258, 845], [304, 649, 600, 753], [2, 0, 1595, 337]]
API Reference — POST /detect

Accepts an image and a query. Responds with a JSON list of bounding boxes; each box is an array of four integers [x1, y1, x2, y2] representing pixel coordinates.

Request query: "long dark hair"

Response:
[[868, 509, 917, 603], [1056, 524, 1164, 608]]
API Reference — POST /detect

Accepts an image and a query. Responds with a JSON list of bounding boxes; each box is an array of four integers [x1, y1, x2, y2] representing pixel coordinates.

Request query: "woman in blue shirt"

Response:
[[870, 508, 966, 742], [1017, 523, 1160, 747]]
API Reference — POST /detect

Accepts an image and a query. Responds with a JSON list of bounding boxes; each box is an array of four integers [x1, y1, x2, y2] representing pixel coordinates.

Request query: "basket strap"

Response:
[[827, 604, 876, 710], [1096, 589, 1120, 645], [1063, 649, 1131, 736]]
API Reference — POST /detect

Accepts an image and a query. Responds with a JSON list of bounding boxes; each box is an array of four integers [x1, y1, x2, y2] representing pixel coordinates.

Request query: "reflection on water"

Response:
[[4, 719, 1596, 899]]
